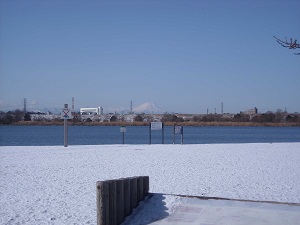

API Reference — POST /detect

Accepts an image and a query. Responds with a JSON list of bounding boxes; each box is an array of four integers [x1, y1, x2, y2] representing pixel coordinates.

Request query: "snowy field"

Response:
[[1, 143, 300, 225]]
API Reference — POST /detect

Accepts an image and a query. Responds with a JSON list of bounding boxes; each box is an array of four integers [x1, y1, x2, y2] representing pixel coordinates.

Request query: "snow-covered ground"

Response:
[[0, 143, 300, 225]]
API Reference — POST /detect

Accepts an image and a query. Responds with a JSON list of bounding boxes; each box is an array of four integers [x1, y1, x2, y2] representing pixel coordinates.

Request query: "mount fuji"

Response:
[[133, 102, 163, 114]]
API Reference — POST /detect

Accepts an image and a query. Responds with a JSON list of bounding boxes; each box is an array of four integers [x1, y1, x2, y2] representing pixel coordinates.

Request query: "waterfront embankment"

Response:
[[4, 121, 300, 127]]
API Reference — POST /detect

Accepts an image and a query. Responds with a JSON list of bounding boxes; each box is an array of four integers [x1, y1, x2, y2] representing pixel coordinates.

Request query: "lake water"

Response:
[[0, 125, 299, 146]]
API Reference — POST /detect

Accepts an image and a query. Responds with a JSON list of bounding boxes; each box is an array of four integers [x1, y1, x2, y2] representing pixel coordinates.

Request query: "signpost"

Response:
[[61, 104, 72, 147], [61, 107, 72, 120], [120, 126, 126, 144], [150, 122, 164, 144], [173, 125, 184, 144], [151, 122, 163, 130]]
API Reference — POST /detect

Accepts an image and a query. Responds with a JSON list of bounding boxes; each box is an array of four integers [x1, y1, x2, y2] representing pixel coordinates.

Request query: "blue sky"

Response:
[[1, 0, 299, 114]]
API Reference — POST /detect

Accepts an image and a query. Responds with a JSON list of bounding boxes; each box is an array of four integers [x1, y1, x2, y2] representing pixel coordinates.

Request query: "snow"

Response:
[[1, 143, 300, 224], [132, 102, 162, 114]]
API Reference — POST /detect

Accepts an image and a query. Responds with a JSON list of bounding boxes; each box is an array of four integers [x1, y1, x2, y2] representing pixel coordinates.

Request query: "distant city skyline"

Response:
[[1, 98, 296, 115], [1, 0, 300, 114]]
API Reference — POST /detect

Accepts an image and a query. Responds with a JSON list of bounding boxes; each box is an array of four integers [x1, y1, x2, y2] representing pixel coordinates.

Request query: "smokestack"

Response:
[[221, 102, 223, 114], [72, 97, 74, 112]]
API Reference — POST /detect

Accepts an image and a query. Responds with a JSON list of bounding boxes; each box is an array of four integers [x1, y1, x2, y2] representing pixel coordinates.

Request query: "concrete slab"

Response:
[[149, 196, 300, 225]]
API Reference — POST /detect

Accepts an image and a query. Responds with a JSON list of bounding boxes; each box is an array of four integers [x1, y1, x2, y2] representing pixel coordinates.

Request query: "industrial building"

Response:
[[243, 107, 258, 115], [80, 107, 103, 115]]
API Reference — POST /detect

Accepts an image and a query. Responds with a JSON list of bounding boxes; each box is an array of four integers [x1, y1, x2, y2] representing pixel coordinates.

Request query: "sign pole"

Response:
[[149, 123, 151, 145], [162, 122, 164, 144], [174, 125, 183, 145], [64, 104, 68, 147], [173, 124, 175, 144], [150, 122, 163, 145], [120, 126, 126, 144], [181, 126, 184, 145]]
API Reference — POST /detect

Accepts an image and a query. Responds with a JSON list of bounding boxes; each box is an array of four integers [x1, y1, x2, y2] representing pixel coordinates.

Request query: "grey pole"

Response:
[[149, 123, 151, 145], [162, 122, 164, 144], [64, 104, 68, 147], [181, 126, 184, 145], [173, 124, 175, 144]]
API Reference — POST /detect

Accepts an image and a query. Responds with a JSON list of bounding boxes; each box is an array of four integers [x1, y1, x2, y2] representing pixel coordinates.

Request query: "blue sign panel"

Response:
[[175, 126, 183, 134]]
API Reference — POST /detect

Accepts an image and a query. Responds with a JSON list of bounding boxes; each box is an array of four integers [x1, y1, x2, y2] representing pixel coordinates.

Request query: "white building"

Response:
[[243, 107, 258, 115], [80, 107, 102, 115]]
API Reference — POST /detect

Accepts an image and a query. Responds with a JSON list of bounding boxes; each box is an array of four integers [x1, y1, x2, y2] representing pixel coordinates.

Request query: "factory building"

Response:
[[243, 107, 258, 115], [80, 107, 103, 115]]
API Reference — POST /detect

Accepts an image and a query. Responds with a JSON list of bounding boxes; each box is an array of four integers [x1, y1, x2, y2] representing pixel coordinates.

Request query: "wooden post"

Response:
[[108, 180, 117, 225], [97, 176, 150, 225], [96, 181, 110, 225], [129, 177, 138, 209], [116, 179, 124, 224], [142, 176, 149, 197], [122, 178, 131, 216], [137, 176, 144, 202]]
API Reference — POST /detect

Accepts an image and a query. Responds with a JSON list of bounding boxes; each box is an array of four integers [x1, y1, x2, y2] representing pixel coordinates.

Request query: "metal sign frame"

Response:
[[173, 125, 184, 144], [120, 126, 126, 144], [151, 122, 163, 130], [149, 122, 164, 144]]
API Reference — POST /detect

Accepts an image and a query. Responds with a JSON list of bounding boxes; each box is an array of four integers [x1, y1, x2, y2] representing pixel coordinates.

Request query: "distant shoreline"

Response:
[[3, 121, 300, 127]]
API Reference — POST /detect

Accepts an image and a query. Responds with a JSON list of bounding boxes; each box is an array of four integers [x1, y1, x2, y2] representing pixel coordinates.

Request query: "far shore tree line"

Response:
[[161, 111, 299, 124], [1, 109, 299, 125]]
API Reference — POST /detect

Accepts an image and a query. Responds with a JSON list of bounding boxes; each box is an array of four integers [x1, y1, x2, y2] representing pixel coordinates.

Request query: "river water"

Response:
[[0, 125, 299, 146]]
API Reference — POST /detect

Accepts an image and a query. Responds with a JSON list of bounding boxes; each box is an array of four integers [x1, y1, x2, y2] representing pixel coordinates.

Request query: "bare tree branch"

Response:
[[273, 36, 300, 55]]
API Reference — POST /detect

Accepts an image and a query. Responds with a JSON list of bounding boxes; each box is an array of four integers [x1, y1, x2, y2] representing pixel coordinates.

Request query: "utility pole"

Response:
[[23, 98, 27, 113], [221, 102, 224, 114], [72, 97, 75, 112]]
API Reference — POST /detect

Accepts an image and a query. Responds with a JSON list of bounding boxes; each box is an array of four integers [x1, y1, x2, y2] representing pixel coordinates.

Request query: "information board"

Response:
[[151, 122, 163, 130], [174, 126, 183, 134]]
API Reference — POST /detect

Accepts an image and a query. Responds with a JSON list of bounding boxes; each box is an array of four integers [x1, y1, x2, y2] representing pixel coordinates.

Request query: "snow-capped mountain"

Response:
[[133, 103, 163, 114]]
